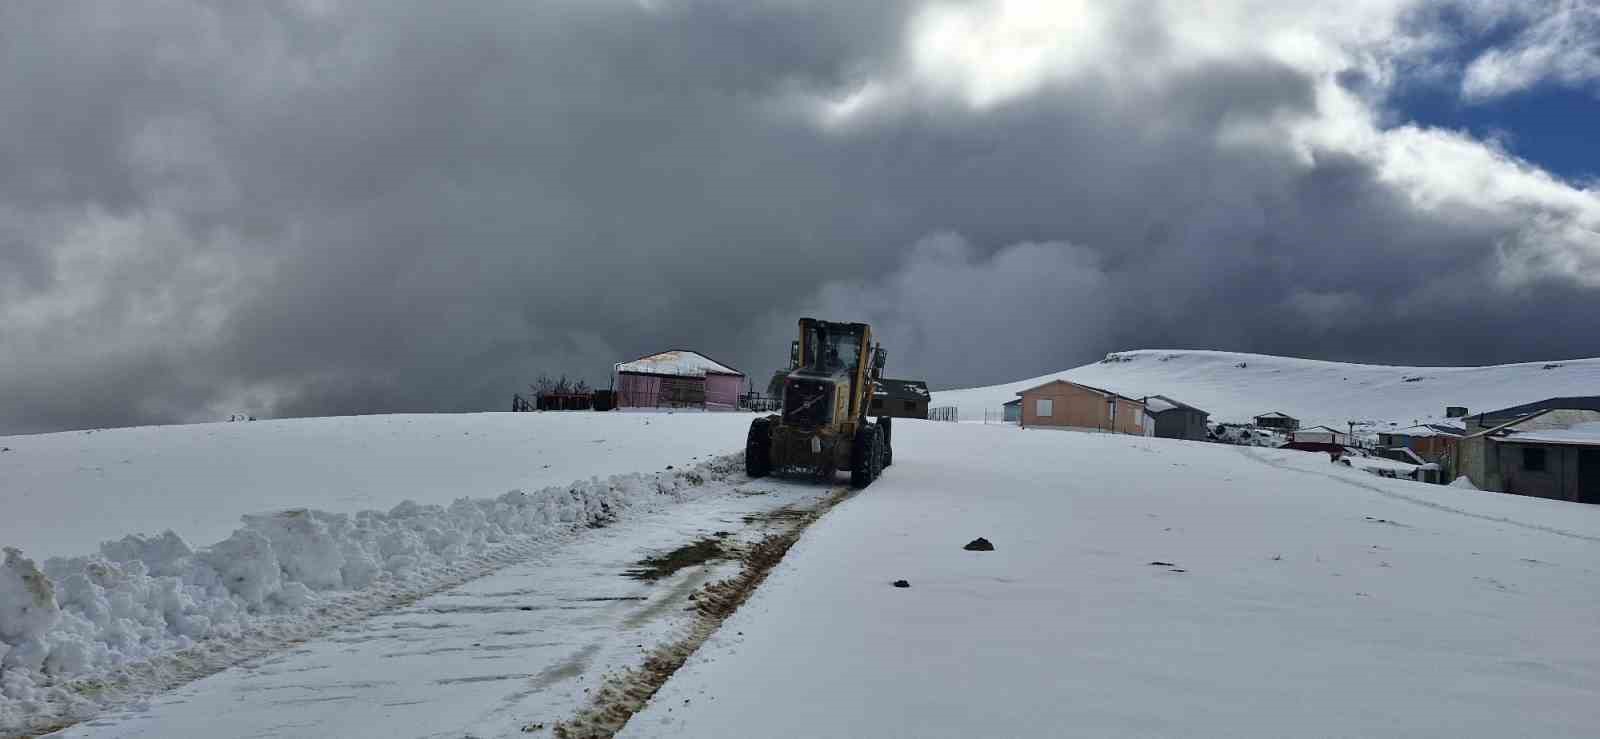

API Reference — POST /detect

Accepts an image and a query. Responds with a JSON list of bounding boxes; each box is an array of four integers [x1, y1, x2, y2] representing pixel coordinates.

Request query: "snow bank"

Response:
[[0, 454, 740, 734]]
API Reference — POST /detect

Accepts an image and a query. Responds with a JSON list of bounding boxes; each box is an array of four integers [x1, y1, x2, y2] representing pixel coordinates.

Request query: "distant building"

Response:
[[1017, 380, 1145, 435], [1377, 424, 1463, 464], [614, 350, 745, 410], [1292, 425, 1349, 445], [1253, 411, 1300, 432], [1002, 398, 1021, 424], [871, 378, 930, 419], [1140, 395, 1209, 441], [1456, 397, 1600, 503]]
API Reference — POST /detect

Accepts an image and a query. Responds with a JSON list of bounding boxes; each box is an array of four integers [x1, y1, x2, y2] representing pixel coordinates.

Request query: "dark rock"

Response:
[[963, 537, 995, 551], [892, 579, 910, 588], [1148, 561, 1175, 567]]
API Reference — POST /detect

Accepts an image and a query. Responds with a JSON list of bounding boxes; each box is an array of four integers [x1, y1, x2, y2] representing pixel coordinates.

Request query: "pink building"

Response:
[[613, 350, 745, 410]]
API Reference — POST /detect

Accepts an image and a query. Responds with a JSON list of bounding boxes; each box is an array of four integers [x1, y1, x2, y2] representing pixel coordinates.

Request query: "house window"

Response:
[[1523, 447, 1547, 472], [1036, 398, 1053, 417], [1107, 398, 1116, 422]]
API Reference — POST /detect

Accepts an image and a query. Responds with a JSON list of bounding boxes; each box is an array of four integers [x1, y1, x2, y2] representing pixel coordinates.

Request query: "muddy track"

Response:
[[551, 486, 857, 739]]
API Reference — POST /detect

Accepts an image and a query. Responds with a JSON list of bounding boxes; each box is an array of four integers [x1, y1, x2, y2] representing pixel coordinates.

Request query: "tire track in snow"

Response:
[[1237, 447, 1600, 543]]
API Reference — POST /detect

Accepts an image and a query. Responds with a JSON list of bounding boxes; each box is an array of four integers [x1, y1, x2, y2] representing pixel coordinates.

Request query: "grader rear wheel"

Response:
[[745, 418, 772, 478]]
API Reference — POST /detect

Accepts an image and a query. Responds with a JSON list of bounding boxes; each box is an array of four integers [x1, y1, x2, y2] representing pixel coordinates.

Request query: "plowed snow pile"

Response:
[[0, 411, 754, 734]]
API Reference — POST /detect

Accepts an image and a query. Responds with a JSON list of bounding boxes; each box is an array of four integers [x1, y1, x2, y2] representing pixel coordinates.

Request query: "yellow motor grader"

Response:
[[745, 318, 892, 488]]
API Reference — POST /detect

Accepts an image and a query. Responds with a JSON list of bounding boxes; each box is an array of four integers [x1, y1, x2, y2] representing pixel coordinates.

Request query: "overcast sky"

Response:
[[2, 0, 1599, 434]]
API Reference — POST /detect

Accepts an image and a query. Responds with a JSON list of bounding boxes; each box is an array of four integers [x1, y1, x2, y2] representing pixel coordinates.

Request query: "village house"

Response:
[[1377, 423, 1463, 464], [1140, 395, 1209, 441], [1252, 411, 1300, 432], [1017, 380, 1145, 435], [871, 378, 931, 420], [1455, 397, 1600, 503], [613, 350, 746, 410]]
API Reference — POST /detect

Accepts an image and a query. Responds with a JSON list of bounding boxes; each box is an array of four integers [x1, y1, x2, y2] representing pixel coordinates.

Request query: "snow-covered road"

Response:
[[13, 415, 1600, 737], [53, 477, 833, 738], [626, 422, 1600, 738]]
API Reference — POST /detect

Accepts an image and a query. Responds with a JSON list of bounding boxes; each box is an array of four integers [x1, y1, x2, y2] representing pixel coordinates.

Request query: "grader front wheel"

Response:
[[851, 424, 885, 489]]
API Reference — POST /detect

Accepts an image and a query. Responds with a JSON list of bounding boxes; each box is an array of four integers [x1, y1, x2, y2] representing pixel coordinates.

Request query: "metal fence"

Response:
[[982, 409, 1017, 424], [739, 393, 782, 412], [928, 406, 959, 422]]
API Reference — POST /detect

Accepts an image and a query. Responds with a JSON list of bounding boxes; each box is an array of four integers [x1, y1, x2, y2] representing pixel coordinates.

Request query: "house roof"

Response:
[[616, 350, 743, 378], [1297, 425, 1347, 434], [1015, 379, 1142, 403], [874, 378, 930, 402], [1253, 411, 1296, 420], [1470, 396, 1600, 426], [1141, 394, 1209, 416], [1002, 398, 1021, 407], [1496, 421, 1600, 447], [1384, 424, 1464, 439]]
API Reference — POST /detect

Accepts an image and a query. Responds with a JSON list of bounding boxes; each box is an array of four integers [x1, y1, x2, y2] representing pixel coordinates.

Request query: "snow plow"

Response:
[[745, 318, 892, 488]]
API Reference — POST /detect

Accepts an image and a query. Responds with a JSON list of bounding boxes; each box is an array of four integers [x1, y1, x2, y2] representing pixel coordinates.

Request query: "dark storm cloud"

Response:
[[2, 0, 1598, 434]]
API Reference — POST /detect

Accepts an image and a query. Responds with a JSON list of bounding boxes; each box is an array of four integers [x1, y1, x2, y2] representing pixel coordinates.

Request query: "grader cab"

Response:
[[745, 318, 892, 488]]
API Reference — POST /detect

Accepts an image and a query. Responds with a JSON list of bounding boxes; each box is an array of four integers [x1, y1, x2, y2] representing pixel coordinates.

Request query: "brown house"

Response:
[[1377, 424, 1462, 464], [1017, 380, 1146, 435]]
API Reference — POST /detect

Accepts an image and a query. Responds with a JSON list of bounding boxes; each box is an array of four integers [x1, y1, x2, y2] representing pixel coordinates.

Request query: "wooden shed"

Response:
[[1140, 395, 1209, 441]]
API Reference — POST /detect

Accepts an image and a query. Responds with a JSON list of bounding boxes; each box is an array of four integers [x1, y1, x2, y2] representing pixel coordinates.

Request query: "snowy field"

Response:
[[7, 411, 1600, 737], [933, 349, 1600, 428], [628, 422, 1600, 738], [0, 412, 756, 560]]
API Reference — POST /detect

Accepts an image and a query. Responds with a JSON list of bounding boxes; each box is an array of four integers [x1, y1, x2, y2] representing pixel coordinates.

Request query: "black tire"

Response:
[[850, 426, 874, 488], [869, 426, 885, 481], [877, 416, 893, 467], [745, 418, 772, 478]]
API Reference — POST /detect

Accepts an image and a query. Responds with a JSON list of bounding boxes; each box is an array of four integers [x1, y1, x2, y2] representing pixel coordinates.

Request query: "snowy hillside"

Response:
[[0, 412, 755, 560], [933, 350, 1600, 428]]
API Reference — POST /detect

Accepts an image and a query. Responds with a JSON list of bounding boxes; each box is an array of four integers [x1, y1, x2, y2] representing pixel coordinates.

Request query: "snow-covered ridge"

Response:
[[933, 349, 1600, 429], [0, 453, 741, 734]]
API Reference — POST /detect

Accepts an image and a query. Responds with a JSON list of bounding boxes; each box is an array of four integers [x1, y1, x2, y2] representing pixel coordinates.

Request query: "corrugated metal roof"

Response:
[[615, 350, 743, 378], [874, 378, 930, 401], [1142, 394, 1208, 416]]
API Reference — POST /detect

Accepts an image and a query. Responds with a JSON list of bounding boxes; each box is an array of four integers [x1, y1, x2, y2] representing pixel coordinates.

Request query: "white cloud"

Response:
[[798, 0, 1600, 290], [1461, 0, 1600, 101]]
